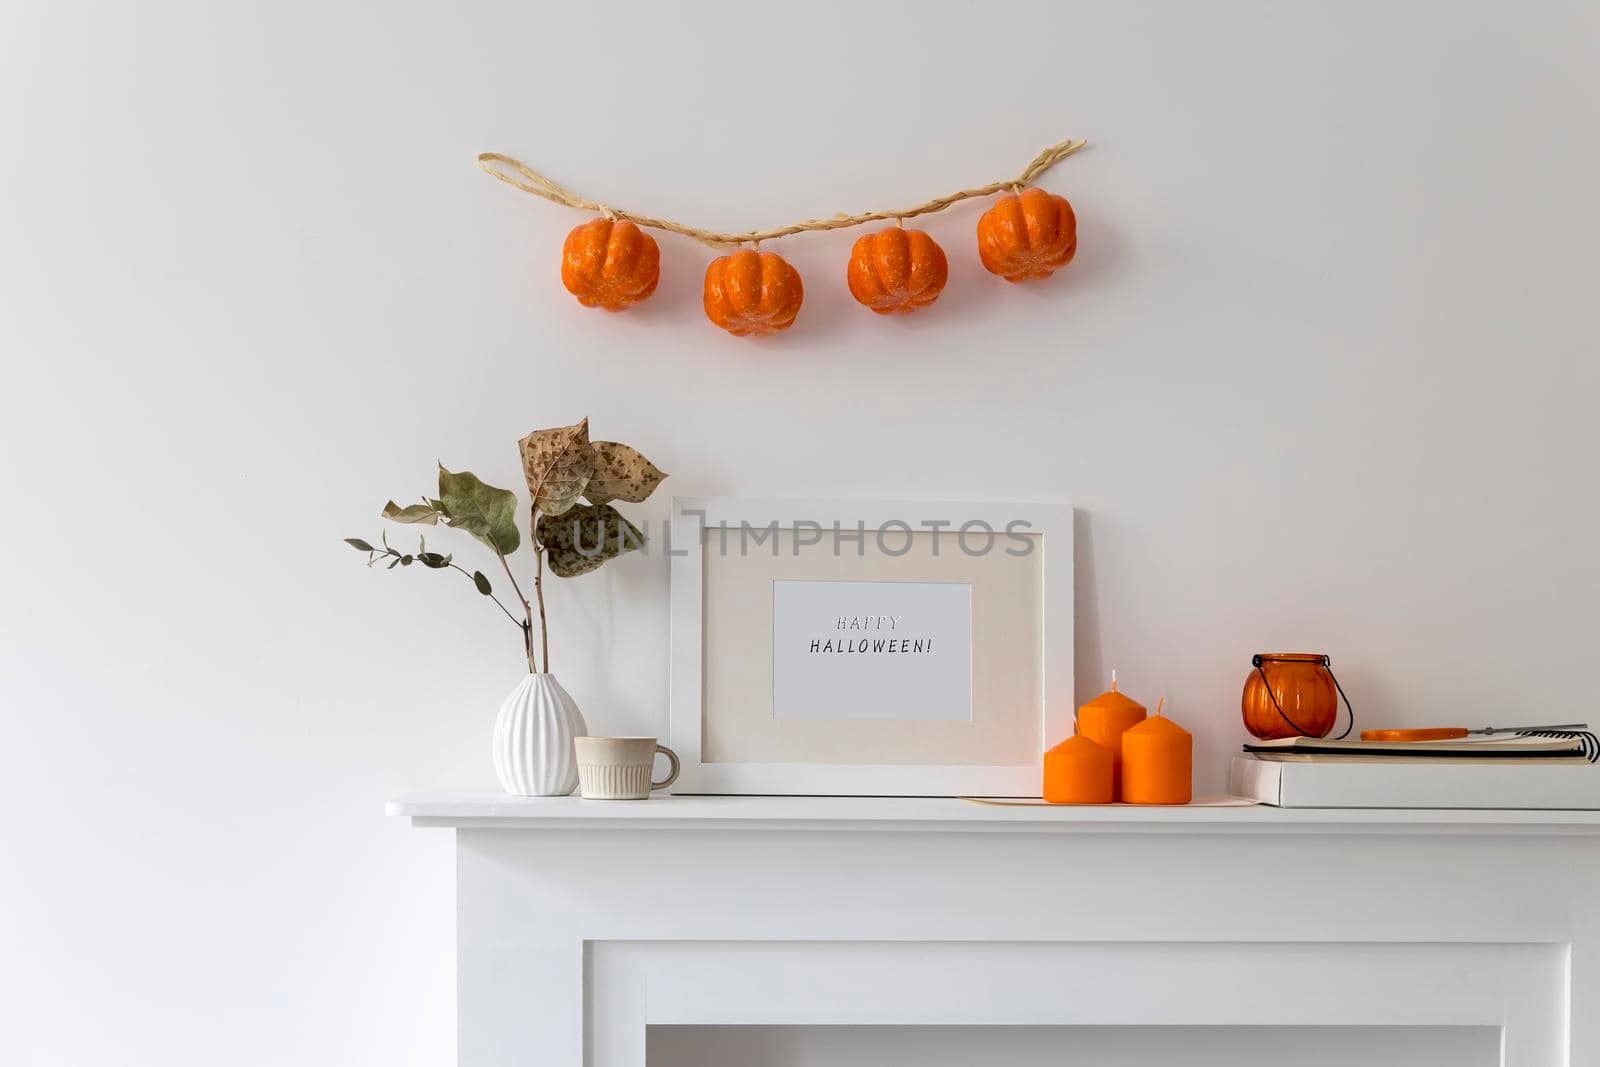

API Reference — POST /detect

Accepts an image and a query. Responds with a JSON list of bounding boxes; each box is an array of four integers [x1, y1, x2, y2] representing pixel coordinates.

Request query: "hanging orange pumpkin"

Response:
[[702, 249, 803, 336], [976, 187, 1077, 282], [561, 218, 660, 311], [846, 227, 948, 314]]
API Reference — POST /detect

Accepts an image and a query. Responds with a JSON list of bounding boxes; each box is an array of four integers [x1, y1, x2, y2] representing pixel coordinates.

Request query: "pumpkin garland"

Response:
[[479, 137, 1087, 336]]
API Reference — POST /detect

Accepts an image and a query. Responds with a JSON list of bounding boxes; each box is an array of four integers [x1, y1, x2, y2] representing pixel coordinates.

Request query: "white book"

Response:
[[1229, 754, 1600, 810]]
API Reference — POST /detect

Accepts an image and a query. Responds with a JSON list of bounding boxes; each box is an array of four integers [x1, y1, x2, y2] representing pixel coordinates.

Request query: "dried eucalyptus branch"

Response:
[[344, 533, 525, 634]]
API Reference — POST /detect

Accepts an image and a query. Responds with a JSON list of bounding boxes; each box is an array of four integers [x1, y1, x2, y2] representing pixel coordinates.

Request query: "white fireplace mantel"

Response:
[[390, 793, 1600, 1066], [389, 792, 1600, 834]]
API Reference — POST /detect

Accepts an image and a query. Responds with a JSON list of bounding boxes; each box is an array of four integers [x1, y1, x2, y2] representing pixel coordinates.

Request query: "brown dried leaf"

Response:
[[518, 418, 593, 518], [584, 441, 667, 505]]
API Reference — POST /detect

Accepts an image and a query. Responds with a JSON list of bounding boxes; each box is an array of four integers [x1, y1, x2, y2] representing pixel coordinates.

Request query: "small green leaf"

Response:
[[400, 554, 414, 565], [387, 557, 401, 569], [472, 571, 492, 595], [437, 466, 521, 555], [418, 551, 450, 569], [382, 500, 440, 525], [345, 538, 375, 552]]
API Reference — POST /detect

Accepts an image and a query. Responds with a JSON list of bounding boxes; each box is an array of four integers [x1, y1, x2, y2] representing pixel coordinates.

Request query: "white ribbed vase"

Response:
[[492, 674, 588, 796]]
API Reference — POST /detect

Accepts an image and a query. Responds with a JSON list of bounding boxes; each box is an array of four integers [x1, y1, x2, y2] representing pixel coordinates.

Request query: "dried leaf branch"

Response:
[[343, 532, 522, 631], [346, 419, 666, 676]]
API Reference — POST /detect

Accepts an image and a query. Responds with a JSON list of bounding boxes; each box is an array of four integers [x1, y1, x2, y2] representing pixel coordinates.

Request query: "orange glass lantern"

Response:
[[1042, 733, 1113, 804], [1076, 673, 1146, 798], [1241, 653, 1355, 740]]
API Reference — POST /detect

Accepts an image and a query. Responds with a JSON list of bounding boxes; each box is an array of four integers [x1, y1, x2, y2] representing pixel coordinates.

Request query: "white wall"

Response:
[[2, 2, 1596, 1064]]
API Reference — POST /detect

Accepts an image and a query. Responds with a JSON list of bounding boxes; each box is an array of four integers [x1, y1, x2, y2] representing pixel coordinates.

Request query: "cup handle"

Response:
[[652, 744, 680, 791]]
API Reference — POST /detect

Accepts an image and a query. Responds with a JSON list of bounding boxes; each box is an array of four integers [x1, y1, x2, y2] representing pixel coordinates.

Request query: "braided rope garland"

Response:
[[477, 137, 1088, 248]]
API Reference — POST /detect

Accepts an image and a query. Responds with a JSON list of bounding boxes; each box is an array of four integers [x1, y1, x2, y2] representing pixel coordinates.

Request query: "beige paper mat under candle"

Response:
[[960, 794, 1259, 807]]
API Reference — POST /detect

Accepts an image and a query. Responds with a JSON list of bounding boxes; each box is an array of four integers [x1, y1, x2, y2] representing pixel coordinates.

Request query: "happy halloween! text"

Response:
[[809, 639, 933, 654]]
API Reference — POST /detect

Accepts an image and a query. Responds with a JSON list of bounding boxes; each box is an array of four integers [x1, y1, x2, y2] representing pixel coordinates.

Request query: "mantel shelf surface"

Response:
[[387, 791, 1600, 835]]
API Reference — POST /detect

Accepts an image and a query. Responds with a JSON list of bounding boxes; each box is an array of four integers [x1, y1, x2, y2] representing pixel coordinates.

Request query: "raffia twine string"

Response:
[[476, 137, 1088, 249]]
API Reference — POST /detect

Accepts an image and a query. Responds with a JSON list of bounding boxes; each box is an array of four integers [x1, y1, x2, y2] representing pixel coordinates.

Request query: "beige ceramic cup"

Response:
[[574, 737, 680, 800]]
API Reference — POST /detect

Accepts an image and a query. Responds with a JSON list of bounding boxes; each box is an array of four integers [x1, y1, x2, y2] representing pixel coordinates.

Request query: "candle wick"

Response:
[[1154, 696, 1166, 718], [1111, 669, 1118, 693]]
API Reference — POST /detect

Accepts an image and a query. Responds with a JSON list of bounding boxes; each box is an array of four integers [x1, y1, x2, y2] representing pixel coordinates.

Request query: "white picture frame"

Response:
[[668, 497, 1073, 796]]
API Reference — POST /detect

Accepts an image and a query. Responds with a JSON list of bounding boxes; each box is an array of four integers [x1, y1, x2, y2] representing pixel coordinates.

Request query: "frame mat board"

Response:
[[703, 529, 1040, 766]]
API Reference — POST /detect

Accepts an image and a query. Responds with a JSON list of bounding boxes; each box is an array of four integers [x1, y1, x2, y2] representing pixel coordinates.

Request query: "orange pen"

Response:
[[1360, 722, 1587, 742]]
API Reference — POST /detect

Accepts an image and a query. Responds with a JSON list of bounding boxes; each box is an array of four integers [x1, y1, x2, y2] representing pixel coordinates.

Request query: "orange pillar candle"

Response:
[[1076, 672, 1147, 800], [1120, 702, 1192, 805], [1042, 734, 1113, 804]]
